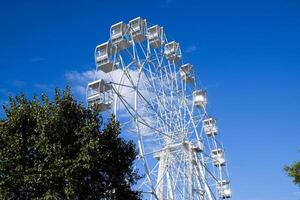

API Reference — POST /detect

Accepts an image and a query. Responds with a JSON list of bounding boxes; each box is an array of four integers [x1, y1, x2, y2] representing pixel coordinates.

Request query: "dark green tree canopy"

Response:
[[284, 154, 300, 187], [0, 88, 141, 199]]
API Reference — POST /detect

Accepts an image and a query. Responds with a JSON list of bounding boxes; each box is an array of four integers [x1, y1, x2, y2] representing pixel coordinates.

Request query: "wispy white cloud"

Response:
[[65, 68, 142, 98], [30, 57, 44, 63], [160, 0, 174, 8], [184, 44, 198, 53], [33, 83, 55, 92], [0, 85, 16, 97], [0, 88, 8, 96], [64, 69, 160, 142], [65, 70, 96, 97], [65, 70, 95, 83], [10, 80, 26, 88]]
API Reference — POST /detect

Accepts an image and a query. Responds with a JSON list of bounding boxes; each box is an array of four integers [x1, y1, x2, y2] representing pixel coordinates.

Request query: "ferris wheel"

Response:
[[86, 17, 232, 200]]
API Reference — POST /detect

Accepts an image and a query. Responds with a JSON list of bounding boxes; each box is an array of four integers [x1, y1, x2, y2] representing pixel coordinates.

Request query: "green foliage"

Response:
[[284, 160, 300, 187], [0, 88, 141, 199]]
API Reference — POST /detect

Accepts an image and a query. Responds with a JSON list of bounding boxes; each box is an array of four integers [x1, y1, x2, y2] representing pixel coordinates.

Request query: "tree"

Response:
[[284, 157, 300, 187], [0, 88, 141, 199]]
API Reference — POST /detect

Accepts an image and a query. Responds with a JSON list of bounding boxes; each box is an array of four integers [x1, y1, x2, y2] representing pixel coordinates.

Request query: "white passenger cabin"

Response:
[[87, 80, 112, 111], [193, 90, 207, 108], [129, 17, 147, 43], [191, 140, 204, 152], [110, 22, 131, 51], [218, 180, 232, 199], [147, 25, 164, 48], [164, 41, 181, 62], [180, 63, 194, 84], [203, 117, 218, 136], [211, 148, 226, 166], [95, 42, 116, 73]]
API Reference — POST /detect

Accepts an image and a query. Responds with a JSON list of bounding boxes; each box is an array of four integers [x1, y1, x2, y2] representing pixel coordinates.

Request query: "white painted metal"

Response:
[[95, 42, 116, 73], [147, 25, 164, 48], [217, 180, 232, 199], [110, 21, 131, 51], [192, 140, 204, 152], [87, 17, 232, 200], [164, 41, 181, 62], [211, 149, 226, 167], [203, 118, 218, 137], [129, 17, 147, 43], [86, 80, 112, 111], [193, 90, 207, 108], [180, 63, 194, 84]]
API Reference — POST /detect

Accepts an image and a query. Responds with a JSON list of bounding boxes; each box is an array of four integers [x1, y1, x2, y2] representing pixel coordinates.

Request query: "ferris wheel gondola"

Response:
[[87, 17, 232, 200]]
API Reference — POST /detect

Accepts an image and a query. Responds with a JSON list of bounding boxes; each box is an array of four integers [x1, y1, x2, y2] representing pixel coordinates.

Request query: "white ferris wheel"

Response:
[[86, 17, 232, 200]]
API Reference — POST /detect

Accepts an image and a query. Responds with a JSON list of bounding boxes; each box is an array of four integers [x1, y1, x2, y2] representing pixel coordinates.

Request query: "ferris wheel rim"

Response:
[[87, 17, 232, 200]]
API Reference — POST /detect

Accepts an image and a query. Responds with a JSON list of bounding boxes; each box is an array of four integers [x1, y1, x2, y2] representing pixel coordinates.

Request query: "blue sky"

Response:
[[0, 0, 300, 199]]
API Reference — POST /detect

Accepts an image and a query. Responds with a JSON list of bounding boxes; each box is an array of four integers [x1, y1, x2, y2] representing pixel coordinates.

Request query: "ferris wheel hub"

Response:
[[87, 17, 232, 200]]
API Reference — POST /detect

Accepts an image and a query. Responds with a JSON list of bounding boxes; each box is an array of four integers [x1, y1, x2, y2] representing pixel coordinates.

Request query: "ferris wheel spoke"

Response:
[[171, 162, 191, 199], [138, 160, 160, 190], [136, 40, 148, 58], [141, 67, 177, 137], [194, 156, 217, 200], [112, 86, 172, 139], [199, 159, 221, 184], [143, 66, 182, 130], [110, 81, 135, 89], [180, 95, 218, 200], [135, 88, 178, 134], [89, 18, 232, 200]]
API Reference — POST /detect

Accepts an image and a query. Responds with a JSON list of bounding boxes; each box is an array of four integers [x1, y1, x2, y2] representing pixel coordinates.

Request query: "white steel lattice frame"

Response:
[[87, 17, 232, 200]]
